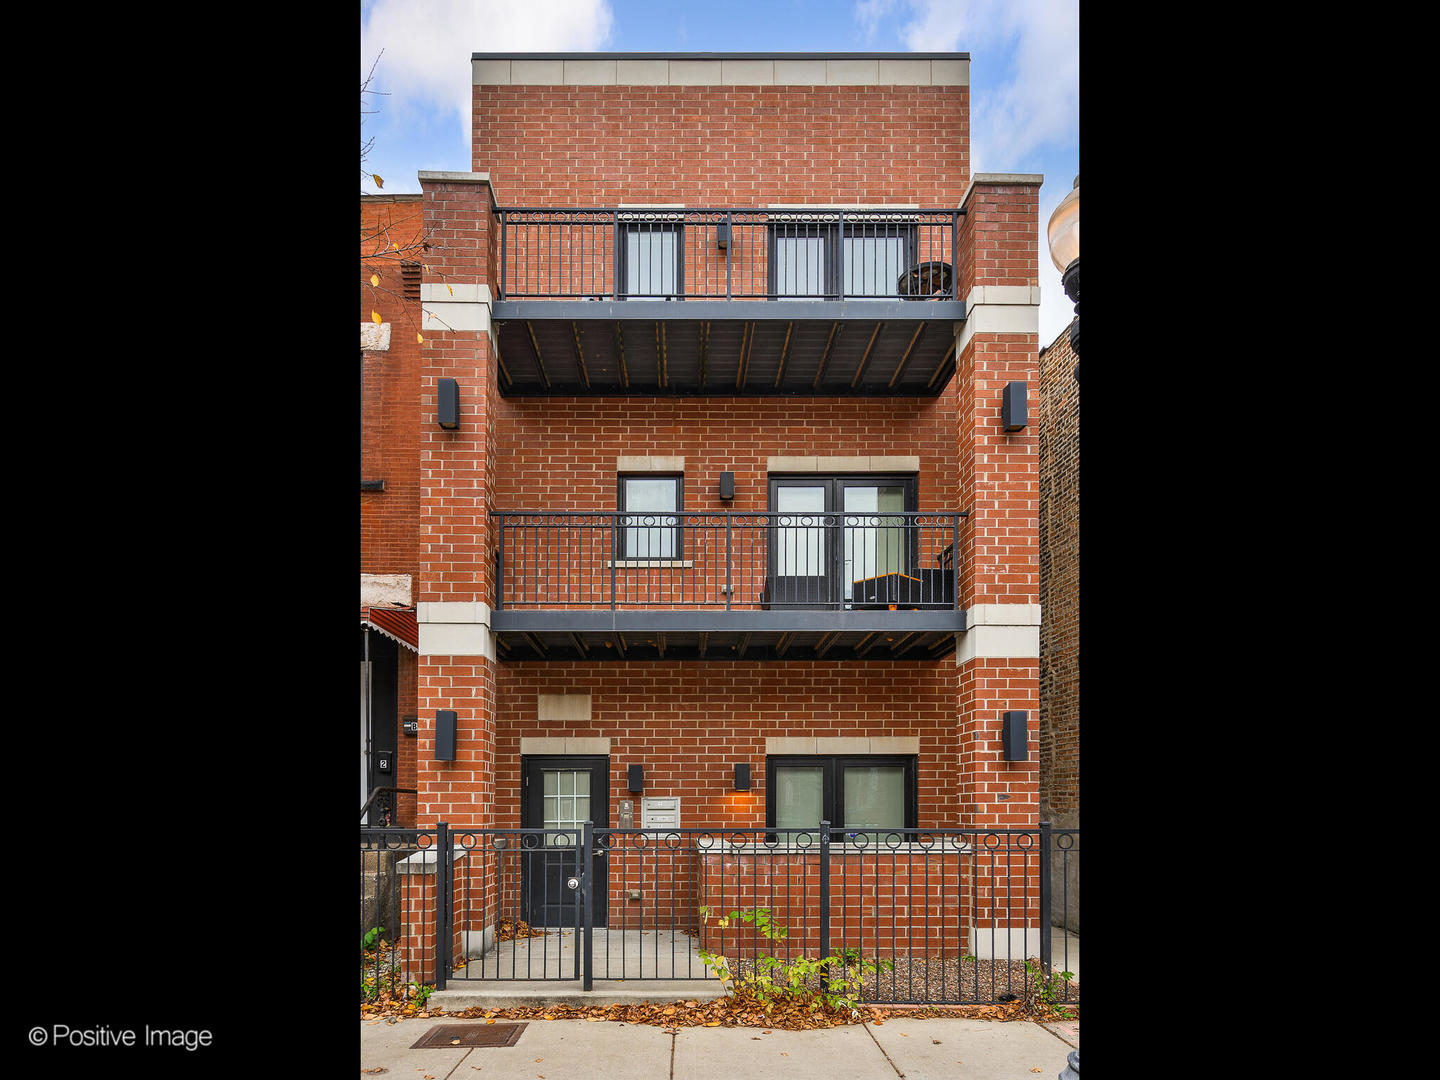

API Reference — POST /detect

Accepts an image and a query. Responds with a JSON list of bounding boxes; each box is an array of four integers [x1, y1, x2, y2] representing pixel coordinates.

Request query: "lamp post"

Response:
[[1047, 175, 1079, 380]]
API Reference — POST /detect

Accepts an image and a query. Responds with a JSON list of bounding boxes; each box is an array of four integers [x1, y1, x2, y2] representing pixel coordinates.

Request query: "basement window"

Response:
[[766, 755, 917, 839]]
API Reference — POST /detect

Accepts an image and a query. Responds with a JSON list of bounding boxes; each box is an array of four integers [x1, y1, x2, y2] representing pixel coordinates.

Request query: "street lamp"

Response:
[[1046, 175, 1079, 379]]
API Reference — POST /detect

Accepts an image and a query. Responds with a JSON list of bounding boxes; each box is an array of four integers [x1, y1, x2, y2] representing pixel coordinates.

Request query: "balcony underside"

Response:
[[492, 301, 964, 396], [491, 609, 965, 662]]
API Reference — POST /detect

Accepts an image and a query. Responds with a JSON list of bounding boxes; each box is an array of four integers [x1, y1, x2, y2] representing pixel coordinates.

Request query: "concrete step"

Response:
[[429, 978, 727, 1011]]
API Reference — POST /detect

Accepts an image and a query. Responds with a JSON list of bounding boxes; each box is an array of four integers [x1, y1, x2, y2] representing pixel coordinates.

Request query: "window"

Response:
[[619, 219, 683, 298], [618, 474, 683, 558], [766, 755, 918, 839], [770, 217, 917, 299], [768, 475, 918, 607]]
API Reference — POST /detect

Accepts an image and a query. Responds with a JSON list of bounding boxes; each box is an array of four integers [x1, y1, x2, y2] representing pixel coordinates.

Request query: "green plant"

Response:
[[696, 906, 887, 1016], [1023, 959, 1076, 1018], [363, 925, 386, 952], [410, 983, 434, 1009]]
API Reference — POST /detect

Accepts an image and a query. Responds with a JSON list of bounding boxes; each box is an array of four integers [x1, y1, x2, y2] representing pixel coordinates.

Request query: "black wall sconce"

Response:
[[715, 223, 730, 250], [437, 377, 459, 429], [628, 764, 644, 793], [718, 471, 735, 500], [1001, 710, 1028, 761], [435, 709, 457, 761], [1002, 381, 1027, 432], [733, 763, 751, 791]]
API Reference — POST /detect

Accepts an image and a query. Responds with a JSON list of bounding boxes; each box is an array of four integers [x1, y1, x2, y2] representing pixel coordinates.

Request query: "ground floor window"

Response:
[[765, 755, 917, 837]]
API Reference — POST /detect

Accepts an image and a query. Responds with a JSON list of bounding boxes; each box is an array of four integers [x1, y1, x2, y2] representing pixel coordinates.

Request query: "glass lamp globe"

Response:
[[1047, 178, 1079, 273]]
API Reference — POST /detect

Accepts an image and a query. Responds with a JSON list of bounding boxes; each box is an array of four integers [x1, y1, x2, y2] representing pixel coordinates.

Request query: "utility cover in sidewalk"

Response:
[[409, 1023, 527, 1049]]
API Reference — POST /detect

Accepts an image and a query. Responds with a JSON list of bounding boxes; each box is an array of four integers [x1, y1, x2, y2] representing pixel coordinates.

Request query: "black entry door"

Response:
[[521, 756, 609, 928]]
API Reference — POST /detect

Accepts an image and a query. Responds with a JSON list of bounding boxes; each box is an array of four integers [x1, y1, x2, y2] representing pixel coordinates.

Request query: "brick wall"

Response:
[[474, 85, 968, 206], [361, 195, 423, 577], [1037, 322, 1078, 820]]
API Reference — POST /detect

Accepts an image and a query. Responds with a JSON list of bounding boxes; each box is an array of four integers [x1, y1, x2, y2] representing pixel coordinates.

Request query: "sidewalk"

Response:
[[359, 1013, 1078, 1079]]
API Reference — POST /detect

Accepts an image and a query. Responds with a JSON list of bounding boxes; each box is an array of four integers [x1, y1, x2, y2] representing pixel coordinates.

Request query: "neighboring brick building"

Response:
[[366, 52, 1055, 952], [361, 193, 424, 827], [1037, 318, 1078, 930]]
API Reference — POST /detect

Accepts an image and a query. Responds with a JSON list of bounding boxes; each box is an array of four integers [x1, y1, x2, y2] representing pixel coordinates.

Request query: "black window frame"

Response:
[[617, 472, 684, 559], [765, 754, 918, 836], [768, 219, 919, 299], [617, 219, 685, 299]]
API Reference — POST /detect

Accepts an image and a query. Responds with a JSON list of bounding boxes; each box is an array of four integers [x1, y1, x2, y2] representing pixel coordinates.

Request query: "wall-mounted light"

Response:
[[1001, 710, 1027, 761], [718, 471, 735, 500], [437, 377, 459, 429], [628, 764, 644, 793], [715, 223, 730, 250], [435, 710, 457, 761], [1002, 381, 1027, 432], [734, 763, 751, 791]]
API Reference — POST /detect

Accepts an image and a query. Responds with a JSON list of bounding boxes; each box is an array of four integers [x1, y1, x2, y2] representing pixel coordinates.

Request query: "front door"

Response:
[[521, 756, 609, 928]]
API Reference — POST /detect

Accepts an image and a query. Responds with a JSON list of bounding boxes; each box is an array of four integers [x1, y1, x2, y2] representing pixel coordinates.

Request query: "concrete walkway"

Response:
[[359, 1014, 1078, 1079]]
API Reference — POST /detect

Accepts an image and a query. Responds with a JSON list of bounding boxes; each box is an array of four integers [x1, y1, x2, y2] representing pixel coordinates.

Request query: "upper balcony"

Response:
[[491, 207, 966, 397], [491, 510, 967, 661]]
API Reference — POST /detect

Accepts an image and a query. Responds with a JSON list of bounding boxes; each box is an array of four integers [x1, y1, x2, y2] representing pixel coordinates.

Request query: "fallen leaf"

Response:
[[704, 1021, 721, 1027], [932, 1039, 942, 1045], [370, 274, 380, 287], [1030, 1071, 1043, 1074]]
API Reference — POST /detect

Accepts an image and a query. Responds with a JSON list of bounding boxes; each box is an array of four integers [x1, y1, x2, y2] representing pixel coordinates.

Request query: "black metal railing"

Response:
[[493, 511, 965, 611], [360, 821, 1078, 1005], [497, 207, 962, 302]]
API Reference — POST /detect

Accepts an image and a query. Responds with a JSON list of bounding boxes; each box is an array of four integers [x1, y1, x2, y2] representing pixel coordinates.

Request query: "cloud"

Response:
[[362, 0, 616, 140], [853, 0, 1078, 172]]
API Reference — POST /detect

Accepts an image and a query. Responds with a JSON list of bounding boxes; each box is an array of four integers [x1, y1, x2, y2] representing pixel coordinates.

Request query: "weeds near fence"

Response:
[[1023, 959, 1076, 1020], [697, 905, 893, 1018]]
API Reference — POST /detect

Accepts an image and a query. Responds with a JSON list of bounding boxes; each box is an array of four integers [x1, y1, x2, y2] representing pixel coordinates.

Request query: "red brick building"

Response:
[[362, 52, 1051, 954]]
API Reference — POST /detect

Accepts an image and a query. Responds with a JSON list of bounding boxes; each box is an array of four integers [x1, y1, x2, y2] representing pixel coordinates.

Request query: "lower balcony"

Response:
[[491, 511, 967, 661]]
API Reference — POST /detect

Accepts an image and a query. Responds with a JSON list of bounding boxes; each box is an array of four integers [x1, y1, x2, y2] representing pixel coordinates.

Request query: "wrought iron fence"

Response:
[[359, 821, 1078, 1005], [493, 511, 964, 611], [497, 207, 962, 302]]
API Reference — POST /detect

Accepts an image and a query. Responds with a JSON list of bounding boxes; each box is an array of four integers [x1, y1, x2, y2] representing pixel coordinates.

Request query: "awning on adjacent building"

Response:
[[361, 606, 418, 652]]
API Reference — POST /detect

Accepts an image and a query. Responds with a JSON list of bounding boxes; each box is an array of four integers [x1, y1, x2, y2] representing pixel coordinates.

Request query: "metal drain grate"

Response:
[[409, 1023, 528, 1049]]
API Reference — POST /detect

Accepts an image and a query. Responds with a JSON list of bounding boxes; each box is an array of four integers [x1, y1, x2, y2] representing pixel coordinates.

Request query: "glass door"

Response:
[[767, 480, 835, 607], [841, 482, 910, 605]]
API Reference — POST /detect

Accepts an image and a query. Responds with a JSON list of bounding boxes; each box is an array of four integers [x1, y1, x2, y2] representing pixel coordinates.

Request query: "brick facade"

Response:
[[388, 56, 1050, 956]]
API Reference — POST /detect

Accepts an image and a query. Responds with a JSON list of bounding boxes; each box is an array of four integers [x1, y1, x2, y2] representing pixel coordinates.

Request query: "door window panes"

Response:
[[843, 485, 907, 600], [542, 769, 591, 846], [777, 485, 826, 576], [774, 234, 828, 297], [843, 234, 907, 297]]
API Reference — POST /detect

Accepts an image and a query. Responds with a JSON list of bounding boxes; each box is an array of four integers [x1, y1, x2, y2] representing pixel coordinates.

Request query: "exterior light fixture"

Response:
[[715, 223, 730, 249], [1001, 380, 1027, 432], [1046, 175, 1080, 378], [719, 471, 735, 500], [1001, 710, 1028, 761], [437, 377, 460, 428], [734, 763, 751, 790], [435, 710, 457, 761], [628, 764, 644, 792]]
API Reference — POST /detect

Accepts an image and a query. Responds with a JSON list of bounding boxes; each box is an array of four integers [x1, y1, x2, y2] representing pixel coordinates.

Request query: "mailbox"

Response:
[[640, 797, 681, 831]]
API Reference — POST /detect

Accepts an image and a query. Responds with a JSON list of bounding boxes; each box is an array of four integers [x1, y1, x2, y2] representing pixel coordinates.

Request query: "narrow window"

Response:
[[618, 473, 683, 558]]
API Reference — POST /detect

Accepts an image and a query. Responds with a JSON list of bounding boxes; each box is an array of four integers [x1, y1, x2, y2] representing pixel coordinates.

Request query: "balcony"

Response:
[[492, 207, 966, 397], [491, 511, 967, 661]]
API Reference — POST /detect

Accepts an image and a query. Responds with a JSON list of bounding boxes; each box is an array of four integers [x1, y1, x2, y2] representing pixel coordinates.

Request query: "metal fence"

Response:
[[497, 207, 962, 301], [360, 821, 1078, 1006], [494, 512, 965, 611]]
